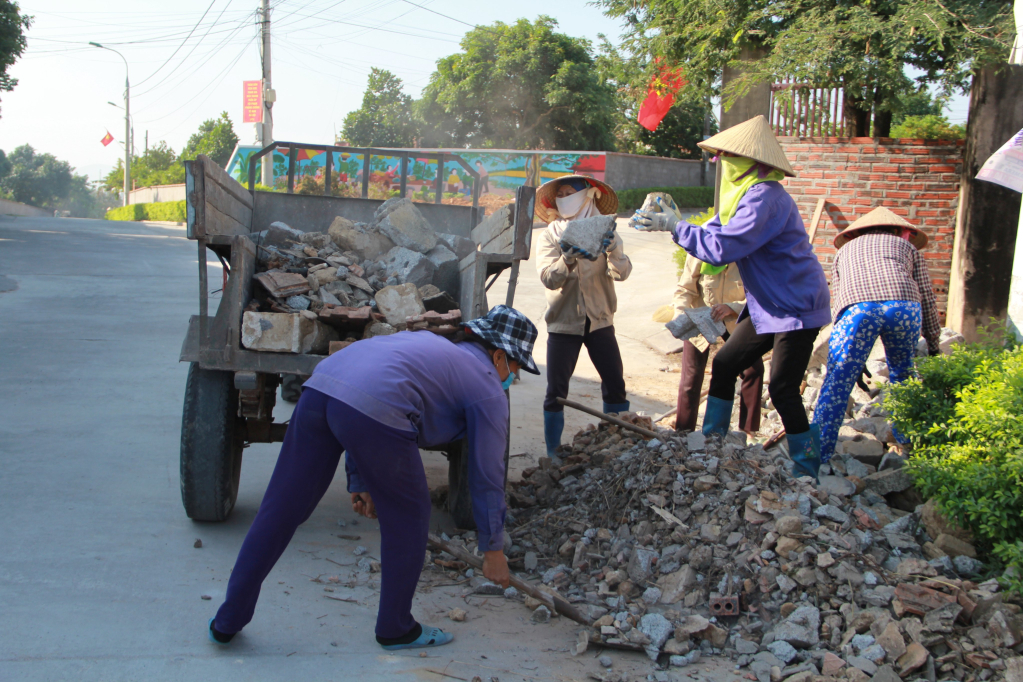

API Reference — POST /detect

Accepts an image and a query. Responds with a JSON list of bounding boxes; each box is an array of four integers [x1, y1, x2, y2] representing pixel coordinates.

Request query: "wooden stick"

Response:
[[557, 398, 661, 440], [764, 430, 787, 449], [808, 197, 826, 247], [426, 534, 593, 627]]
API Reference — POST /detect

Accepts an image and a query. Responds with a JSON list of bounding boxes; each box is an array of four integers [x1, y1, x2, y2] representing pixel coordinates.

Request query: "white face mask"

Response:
[[555, 190, 590, 219]]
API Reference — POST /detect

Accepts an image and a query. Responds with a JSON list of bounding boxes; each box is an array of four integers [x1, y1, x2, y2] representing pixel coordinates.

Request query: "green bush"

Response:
[[105, 200, 186, 222], [890, 114, 966, 141], [886, 343, 1023, 561], [885, 343, 1008, 448], [617, 186, 715, 212], [105, 204, 146, 221]]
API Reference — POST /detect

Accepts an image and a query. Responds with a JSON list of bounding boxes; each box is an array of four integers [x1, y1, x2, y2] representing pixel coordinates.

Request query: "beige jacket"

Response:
[[536, 221, 633, 335], [672, 256, 747, 351]]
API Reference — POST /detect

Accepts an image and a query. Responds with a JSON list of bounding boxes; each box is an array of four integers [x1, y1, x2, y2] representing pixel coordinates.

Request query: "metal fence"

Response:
[[769, 82, 846, 137]]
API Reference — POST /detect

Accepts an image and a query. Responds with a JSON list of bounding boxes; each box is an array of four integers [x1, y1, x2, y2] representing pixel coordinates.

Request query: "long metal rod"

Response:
[[426, 534, 592, 626]]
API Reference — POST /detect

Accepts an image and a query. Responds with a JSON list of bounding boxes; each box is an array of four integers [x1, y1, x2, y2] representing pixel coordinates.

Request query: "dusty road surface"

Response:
[[0, 215, 735, 682]]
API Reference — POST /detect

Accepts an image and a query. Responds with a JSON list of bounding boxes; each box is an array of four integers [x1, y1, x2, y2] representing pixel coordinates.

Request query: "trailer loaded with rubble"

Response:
[[178, 146, 535, 525]]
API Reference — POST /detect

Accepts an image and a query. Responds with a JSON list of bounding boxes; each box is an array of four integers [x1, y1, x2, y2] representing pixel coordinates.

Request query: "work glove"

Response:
[[602, 229, 617, 253], [630, 197, 683, 231]]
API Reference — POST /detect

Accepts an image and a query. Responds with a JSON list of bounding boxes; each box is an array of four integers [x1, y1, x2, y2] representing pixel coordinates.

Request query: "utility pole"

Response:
[[260, 0, 274, 187]]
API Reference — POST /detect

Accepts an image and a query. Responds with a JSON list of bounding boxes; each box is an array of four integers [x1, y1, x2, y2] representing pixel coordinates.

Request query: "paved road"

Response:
[[0, 215, 731, 682]]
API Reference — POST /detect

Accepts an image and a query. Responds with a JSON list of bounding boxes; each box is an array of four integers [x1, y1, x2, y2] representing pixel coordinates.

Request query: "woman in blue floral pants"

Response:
[[812, 207, 941, 466], [814, 301, 921, 462]]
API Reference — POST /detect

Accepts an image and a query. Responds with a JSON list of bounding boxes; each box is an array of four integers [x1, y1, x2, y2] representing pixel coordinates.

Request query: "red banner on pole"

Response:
[[638, 60, 688, 132], [243, 80, 262, 123], [100, 131, 114, 147]]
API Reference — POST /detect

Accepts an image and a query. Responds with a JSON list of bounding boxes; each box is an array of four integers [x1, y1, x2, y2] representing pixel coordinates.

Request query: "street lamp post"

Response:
[[107, 102, 134, 160], [91, 42, 130, 207]]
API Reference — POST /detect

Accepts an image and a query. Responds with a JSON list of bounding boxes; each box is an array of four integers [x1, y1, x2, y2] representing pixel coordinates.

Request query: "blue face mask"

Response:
[[500, 355, 515, 391]]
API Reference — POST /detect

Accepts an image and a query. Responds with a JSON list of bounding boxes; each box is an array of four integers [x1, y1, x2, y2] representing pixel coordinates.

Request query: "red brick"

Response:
[[930, 165, 957, 173], [887, 191, 912, 199], [872, 164, 900, 173]]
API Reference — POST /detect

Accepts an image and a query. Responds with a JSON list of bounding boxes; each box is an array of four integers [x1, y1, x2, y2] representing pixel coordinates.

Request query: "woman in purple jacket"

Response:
[[207, 306, 539, 650], [634, 116, 830, 478]]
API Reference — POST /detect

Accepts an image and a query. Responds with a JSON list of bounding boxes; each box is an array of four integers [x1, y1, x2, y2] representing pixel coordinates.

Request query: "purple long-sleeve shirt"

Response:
[[304, 331, 509, 551], [673, 182, 831, 333]]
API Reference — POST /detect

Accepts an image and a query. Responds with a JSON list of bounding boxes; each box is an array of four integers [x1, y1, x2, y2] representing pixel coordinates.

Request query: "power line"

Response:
[[397, 0, 475, 28], [134, 0, 218, 87], [133, 1, 247, 97]]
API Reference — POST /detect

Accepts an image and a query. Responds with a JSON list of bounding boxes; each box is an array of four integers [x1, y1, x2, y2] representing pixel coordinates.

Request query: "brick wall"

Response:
[[777, 137, 964, 320]]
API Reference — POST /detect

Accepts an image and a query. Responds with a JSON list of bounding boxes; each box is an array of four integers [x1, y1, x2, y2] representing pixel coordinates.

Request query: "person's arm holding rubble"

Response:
[[911, 248, 941, 354], [537, 222, 576, 289], [603, 231, 632, 282], [464, 394, 512, 585], [672, 190, 783, 267]]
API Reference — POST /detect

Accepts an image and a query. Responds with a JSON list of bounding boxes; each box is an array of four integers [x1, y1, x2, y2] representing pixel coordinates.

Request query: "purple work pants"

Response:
[[214, 388, 429, 640]]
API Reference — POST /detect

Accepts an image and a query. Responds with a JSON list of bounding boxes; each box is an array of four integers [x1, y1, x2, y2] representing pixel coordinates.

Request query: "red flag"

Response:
[[638, 60, 688, 131], [101, 131, 114, 147]]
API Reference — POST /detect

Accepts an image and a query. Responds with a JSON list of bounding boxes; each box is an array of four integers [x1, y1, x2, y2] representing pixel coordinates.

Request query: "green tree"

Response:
[[890, 114, 966, 141], [103, 141, 185, 192], [417, 17, 617, 151], [892, 86, 944, 126], [182, 111, 239, 167], [0, 145, 73, 207], [342, 68, 419, 148], [0, 1, 30, 117], [595, 40, 716, 159], [597, 0, 1014, 137]]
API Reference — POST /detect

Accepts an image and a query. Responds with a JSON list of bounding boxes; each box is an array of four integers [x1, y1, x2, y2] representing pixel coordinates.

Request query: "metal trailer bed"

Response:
[[178, 146, 535, 527]]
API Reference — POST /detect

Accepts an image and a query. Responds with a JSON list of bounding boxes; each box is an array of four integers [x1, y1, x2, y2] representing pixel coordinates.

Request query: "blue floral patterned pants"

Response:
[[813, 301, 921, 463]]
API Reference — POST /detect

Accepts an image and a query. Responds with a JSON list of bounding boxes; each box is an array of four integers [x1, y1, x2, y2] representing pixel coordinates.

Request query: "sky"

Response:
[[1, 1, 970, 186], [1, 0, 627, 184]]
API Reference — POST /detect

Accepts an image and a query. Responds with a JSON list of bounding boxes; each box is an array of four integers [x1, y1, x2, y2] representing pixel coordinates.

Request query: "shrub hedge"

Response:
[[617, 186, 715, 212], [885, 338, 1023, 591], [106, 200, 186, 222]]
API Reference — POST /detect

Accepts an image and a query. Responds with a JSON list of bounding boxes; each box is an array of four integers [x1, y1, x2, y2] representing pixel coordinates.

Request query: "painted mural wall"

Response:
[[225, 145, 606, 205]]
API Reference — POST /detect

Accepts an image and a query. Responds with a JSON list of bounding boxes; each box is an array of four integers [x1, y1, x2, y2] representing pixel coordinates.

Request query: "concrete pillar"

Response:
[[719, 43, 772, 130], [946, 66, 1023, 341]]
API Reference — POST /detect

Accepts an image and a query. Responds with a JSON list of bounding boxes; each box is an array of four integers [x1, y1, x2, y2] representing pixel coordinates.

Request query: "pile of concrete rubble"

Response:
[[473, 412, 1023, 682], [240, 197, 474, 354]]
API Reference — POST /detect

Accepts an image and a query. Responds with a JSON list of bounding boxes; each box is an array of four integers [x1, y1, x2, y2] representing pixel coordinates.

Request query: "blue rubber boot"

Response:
[[788, 424, 822, 481], [701, 396, 734, 437], [603, 401, 630, 415], [543, 410, 565, 458], [380, 625, 454, 651]]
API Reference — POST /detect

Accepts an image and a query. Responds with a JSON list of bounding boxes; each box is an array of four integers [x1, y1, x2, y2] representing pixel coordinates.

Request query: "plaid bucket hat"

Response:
[[464, 305, 540, 374]]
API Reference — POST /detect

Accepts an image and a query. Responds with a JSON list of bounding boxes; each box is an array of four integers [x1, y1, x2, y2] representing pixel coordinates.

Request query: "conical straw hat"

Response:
[[534, 174, 618, 224], [834, 206, 928, 250], [698, 115, 797, 177]]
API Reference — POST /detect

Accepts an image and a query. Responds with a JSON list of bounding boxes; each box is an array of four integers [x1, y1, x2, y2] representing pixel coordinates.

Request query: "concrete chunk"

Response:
[[382, 246, 436, 288], [374, 283, 425, 327], [438, 232, 476, 260], [426, 243, 459, 296], [666, 307, 727, 345], [328, 217, 395, 260], [558, 215, 616, 259], [375, 198, 437, 253], [263, 221, 305, 249], [241, 312, 338, 354]]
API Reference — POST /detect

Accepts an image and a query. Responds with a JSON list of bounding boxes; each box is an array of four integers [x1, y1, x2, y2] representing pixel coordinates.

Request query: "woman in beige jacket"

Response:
[[672, 256, 763, 432], [535, 175, 632, 458]]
